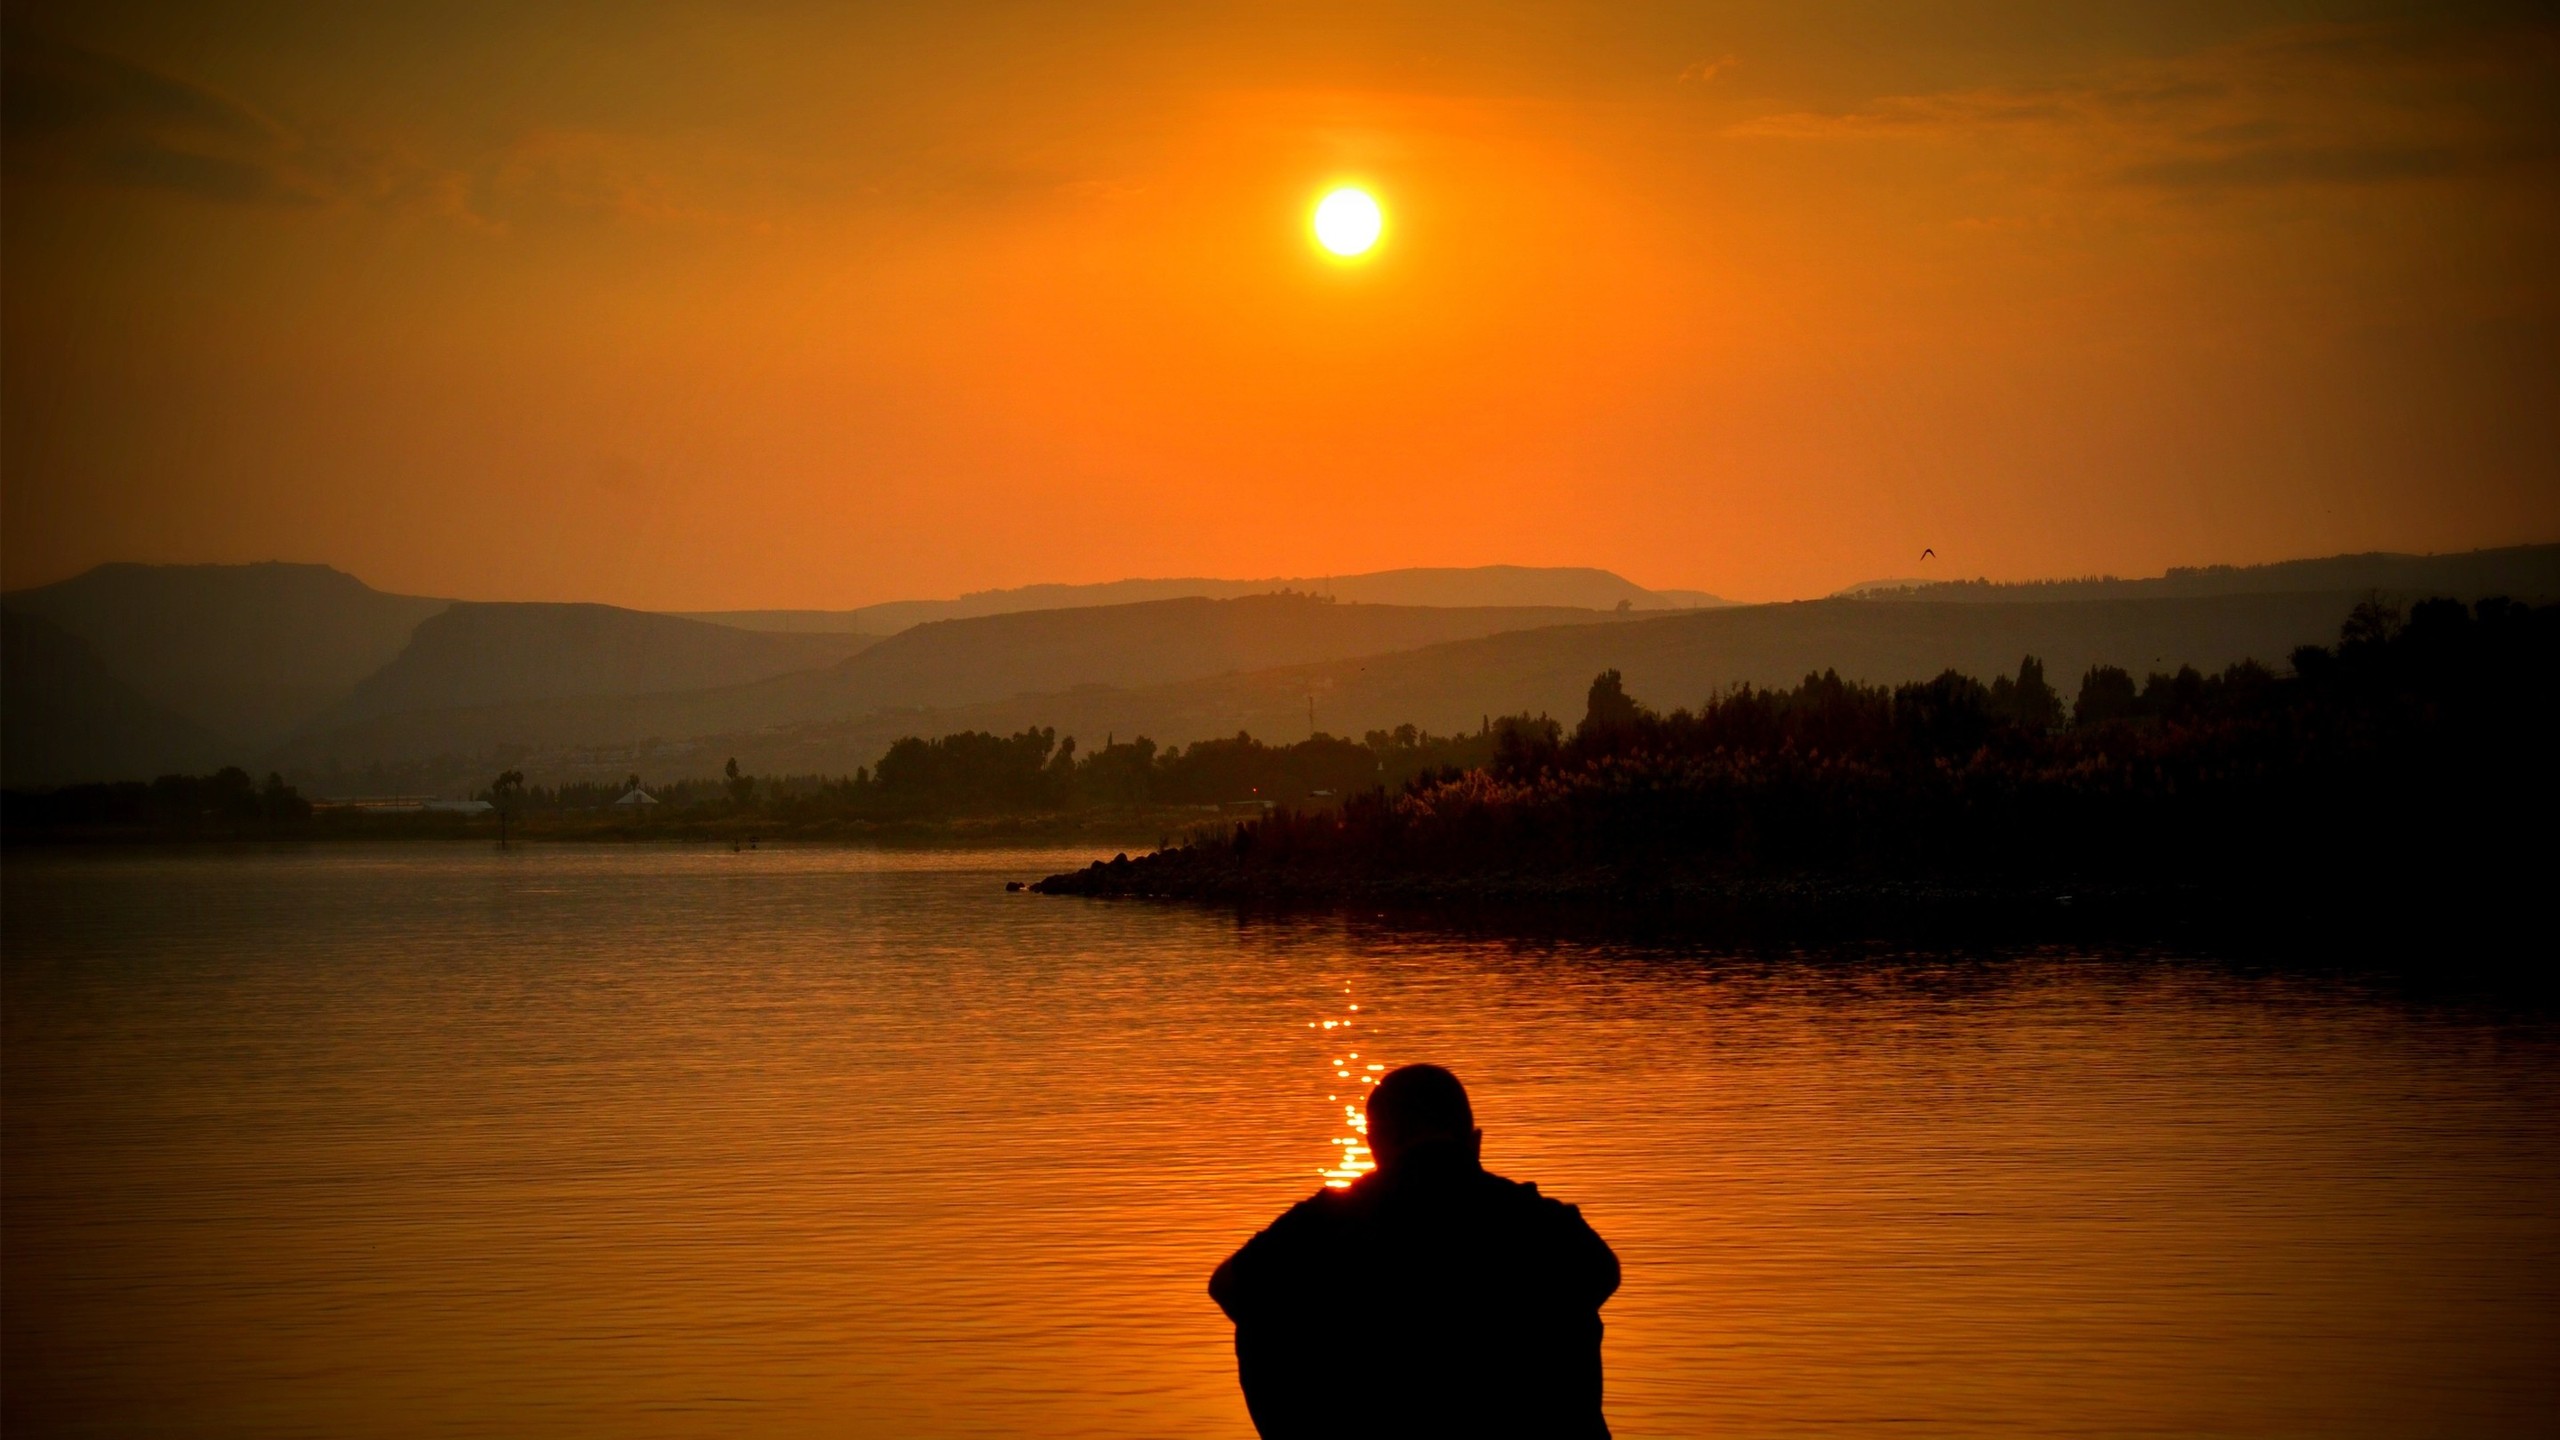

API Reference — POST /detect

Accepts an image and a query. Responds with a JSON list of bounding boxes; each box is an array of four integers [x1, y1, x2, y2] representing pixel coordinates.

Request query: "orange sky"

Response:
[[5, 2, 2556, 607]]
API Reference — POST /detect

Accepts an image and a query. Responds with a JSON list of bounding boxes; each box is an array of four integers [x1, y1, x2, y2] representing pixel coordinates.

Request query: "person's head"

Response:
[[1365, 1064, 1480, 1171]]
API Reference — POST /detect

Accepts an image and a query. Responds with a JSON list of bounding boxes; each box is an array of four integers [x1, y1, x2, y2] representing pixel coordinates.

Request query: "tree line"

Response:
[[2, 767, 312, 835], [492, 725, 1509, 824], [16, 597, 2548, 870], [1042, 595, 2558, 906]]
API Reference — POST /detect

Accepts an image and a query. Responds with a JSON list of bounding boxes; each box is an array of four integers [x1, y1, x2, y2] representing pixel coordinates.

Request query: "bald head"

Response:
[[1366, 1064, 1480, 1171]]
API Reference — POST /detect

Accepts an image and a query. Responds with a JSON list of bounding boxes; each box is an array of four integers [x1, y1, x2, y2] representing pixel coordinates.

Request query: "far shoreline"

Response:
[[0, 805, 1221, 852]]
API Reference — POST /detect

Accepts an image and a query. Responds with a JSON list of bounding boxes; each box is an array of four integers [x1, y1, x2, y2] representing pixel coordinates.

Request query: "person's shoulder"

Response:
[[1477, 1168, 1556, 1202], [1477, 1169, 1620, 1301], [1213, 1185, 1367, 1315], [1272, 1183, 1362, 1230], [1226, 1186, 1363, 1267], [1479, 1170, 1595, 1224]]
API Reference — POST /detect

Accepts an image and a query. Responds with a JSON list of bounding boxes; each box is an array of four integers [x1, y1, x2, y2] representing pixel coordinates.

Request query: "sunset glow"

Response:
[[3, 8, 2554, 1437], [5, 5, 2548, 609]]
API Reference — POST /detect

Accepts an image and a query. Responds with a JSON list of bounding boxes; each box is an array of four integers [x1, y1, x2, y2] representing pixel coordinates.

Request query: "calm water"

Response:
[[5, 846, 2555, 1438]]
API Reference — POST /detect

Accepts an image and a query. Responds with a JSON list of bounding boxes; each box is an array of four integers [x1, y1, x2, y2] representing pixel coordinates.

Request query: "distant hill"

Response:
[[679, 565, 1724, 633], [776, 593, 1617, 715], [277, 594, 1619, 775], [1, 563, 450, 748], [312, 603, 877, 729], [21, 547, 2551, 790], [1062, 591, 2398, 747], [283, 588, 2413, 795], [1835, 544, 2560, 604], [1, 610, 230, 785], [685, 590, 2385, 782]]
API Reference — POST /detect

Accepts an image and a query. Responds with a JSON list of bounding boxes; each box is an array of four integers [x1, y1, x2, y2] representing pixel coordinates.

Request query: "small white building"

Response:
[[614, 787, 659, 808]]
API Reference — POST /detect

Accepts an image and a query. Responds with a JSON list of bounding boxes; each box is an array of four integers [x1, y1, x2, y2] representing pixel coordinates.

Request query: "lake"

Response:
[[5, 845, 2555, 1437]]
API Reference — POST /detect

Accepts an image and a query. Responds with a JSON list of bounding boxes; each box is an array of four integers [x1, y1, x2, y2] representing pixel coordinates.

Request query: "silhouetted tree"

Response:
[[2340, 596, 2402, 653], [1576, 669, 1650, 753], [261, 771, 311, 824], [1893, 670, 1994, 756], [2073, 665, 2137, 725], [1989, 655, 2063, 730], [490, 768, 525, 846], [1074, 735, 1159, 805], [1490, 713, 1564, 780], [871, 727, 1062, 814], [2140, 665, 2207, 721]]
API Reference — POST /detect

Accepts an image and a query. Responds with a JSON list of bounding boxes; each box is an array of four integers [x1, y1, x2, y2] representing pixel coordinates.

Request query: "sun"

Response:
[[1312, 187, 1384, 258]]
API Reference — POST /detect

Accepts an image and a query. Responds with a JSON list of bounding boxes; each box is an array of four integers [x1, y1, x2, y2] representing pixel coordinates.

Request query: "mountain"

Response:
[[754, 590, 2391, 777], [733, 589, 2391, 782], [312, 603, 877, 728], [1, 563, 450, 748], [1835, 544, 2560, 604], [21, 547, 2550, 791], [1062, 591, 2398, 747], [277, 594, 1619, 775], [777, 593, 1616, 715], [1, 610, 230, 785], [282, 587, 2421, 794], [678, 565, 1725, 633]]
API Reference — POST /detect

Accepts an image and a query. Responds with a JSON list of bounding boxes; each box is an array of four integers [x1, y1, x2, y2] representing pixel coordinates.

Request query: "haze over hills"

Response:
[[0, 611, 228, 786], [2, 563, 449, 748], [7, 546, 2553, 791], [1059, 591, 2411, 753], [288, 575, 2544, 797], [2, 560, 1681, 783], [1835, 545, 2560, 604], [782, 594, 1621, 714], [678, 565, 1725, 633], [276, 594, 1624, 776], [316, 604, 875, 727], [642, 590, 2408, 789]]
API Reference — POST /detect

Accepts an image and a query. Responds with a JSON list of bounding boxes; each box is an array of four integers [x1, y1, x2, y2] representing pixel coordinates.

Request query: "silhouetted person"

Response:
[[1209, 1064, 1619, 1439]]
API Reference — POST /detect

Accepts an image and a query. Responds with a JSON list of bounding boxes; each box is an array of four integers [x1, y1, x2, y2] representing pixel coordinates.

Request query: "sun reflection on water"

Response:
[[1318, 983, 1376, 1188]]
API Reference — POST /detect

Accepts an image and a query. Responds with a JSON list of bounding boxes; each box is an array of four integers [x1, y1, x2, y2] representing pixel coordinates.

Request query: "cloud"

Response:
[[482, 131, 704, 228], [1723, 19, 2560, 196], [0, 28, 806, 239], [2, 23, 468, 216], [1, 25, 274, 146], [5, 24, 307, 203], [88, 141, 322, 205], [2117, 142, 2463, 191], [1679, 55, 1738, 86]]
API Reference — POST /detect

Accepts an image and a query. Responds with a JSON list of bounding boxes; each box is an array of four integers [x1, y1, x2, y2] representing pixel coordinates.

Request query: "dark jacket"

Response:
[[1209, 1144, 1620, 1439]]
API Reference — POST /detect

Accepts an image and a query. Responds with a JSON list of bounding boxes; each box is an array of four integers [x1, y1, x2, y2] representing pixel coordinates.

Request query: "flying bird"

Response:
[[1921, 547, 1935, 560]]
